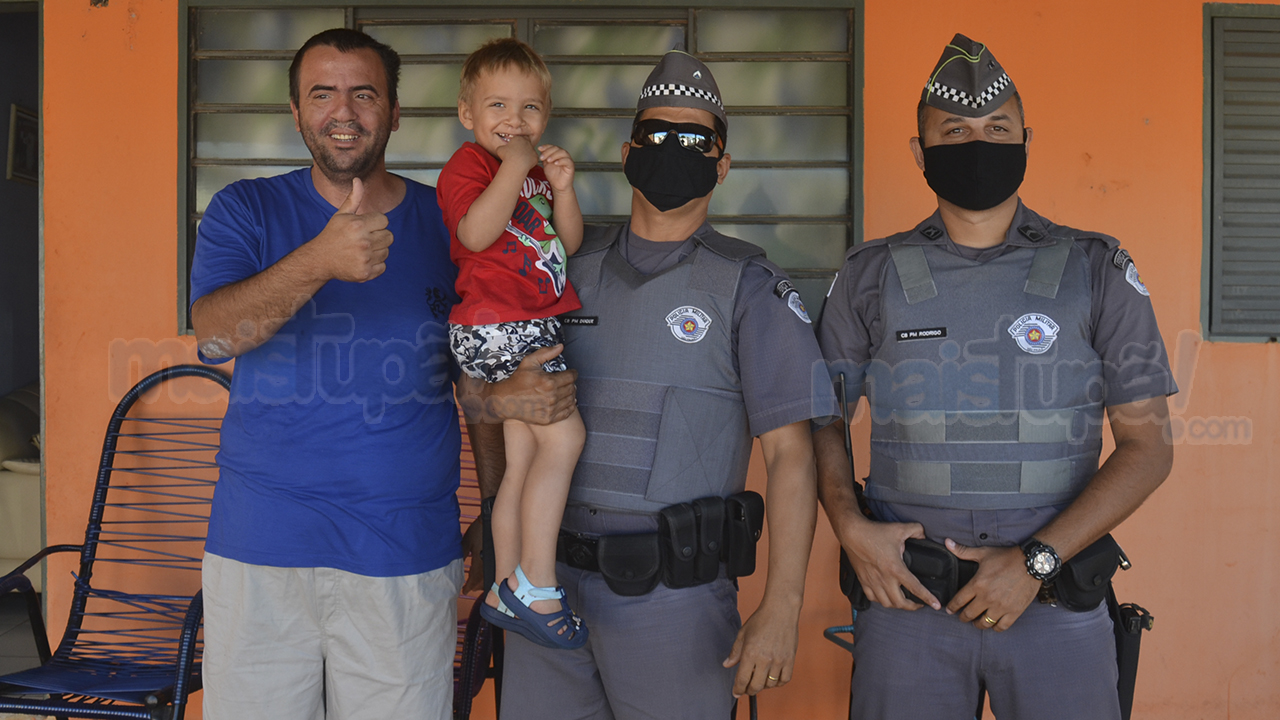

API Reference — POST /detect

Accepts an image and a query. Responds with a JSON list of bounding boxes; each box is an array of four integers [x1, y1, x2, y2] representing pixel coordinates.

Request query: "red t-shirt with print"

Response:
[[438, 142, 581, 325]]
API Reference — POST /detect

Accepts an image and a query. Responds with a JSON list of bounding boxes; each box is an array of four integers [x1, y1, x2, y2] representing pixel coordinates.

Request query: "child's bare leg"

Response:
[[513, 408, 585, 615], [486, 418, 536, 610]]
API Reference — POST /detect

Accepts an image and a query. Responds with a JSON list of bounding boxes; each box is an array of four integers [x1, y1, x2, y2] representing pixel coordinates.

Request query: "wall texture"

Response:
[[39, 1, 1280, 719], [0, 9, 39, 398]]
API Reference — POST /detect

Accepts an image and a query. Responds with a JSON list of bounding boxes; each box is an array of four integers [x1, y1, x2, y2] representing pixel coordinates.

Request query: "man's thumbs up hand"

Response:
[[336, 176, 366, 215], [311, 177, 394, 283]]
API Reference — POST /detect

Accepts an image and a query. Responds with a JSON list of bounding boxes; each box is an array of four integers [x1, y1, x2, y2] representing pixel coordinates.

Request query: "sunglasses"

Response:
[[630, 119, 721, 155]]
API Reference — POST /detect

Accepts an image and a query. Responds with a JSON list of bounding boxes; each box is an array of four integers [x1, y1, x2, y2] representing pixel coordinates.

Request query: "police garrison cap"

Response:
[[636, 50, 728, 131], [922, 33, 1017, 118]]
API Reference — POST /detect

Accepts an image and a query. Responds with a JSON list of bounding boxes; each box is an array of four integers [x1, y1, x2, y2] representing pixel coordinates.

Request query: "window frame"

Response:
[[1203, 3, 1280, 342], [177, 0, 864, 334]]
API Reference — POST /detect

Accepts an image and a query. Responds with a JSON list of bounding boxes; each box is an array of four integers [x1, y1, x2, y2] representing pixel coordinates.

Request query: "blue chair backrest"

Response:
[[54, 365, 229, 672]]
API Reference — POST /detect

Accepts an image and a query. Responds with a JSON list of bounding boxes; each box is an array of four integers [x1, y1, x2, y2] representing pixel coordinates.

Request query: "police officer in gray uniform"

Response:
[[501, 51, 837, 719], [814, 35, 1177, 720]]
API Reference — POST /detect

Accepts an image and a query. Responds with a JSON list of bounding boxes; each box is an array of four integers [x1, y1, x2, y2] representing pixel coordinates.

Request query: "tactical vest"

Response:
[[561, 224, 760, 514], [866, 226, 1105, 510]]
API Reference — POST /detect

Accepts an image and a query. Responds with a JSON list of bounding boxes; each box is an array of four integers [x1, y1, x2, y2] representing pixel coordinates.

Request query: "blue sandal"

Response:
[[494, 565, 588, 650], [478, 582, 519, 630]]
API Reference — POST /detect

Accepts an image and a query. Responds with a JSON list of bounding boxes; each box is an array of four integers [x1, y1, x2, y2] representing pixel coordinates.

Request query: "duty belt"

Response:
[[555, 492, 764, 597]]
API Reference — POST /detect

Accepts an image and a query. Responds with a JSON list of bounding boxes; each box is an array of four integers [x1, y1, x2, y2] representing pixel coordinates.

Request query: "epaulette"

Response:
[[579, 223, 623, 256], [1038, 219, 1120, 252], [693, 226, 766, 262], [845, 233, 899, 261]]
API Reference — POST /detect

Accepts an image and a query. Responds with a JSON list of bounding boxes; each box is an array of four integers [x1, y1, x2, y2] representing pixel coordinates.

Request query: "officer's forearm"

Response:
[[813, 420, 866, 529], [465, 422, 506, 499], [758, 421, 818, 612], [1033, 396, 1173, 561]]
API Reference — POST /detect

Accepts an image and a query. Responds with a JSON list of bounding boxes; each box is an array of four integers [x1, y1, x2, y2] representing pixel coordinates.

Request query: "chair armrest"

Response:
[[163, 590, 205, 711], [0, 544, 82, 587], [0, 570, 34, 598], [0, 562, 54, 663]]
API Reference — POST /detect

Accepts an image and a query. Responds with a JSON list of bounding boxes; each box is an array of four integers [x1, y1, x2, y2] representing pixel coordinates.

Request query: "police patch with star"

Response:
[[666, 306, 713, 343], [1008, 313, 1060, 355]]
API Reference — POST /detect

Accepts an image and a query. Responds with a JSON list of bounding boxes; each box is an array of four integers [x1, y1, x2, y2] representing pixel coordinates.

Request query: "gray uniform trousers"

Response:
[[501, 562, 741, 720], [848, 598, 1120, 720]]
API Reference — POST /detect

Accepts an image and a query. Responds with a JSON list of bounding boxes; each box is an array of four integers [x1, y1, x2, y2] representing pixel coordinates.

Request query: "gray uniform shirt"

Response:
[[818, 202, 1176, 545], [562, 223, 837, 535], [623, 222, 836, 438]]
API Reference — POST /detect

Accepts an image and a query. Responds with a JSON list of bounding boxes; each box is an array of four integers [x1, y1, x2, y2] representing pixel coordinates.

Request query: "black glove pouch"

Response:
[[597, 532, 662, 597], [691, 497, 725, 584], [659, 502, 699, 588], [901, 538, 977, 607], [1053, 533, 1123, 611], [724, 491, 764, 579]]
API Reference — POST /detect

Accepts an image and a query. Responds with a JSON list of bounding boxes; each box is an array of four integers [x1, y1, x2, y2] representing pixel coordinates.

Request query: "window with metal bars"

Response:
[[181, 4, 860, 330], [1206, 9, 1280, 340]]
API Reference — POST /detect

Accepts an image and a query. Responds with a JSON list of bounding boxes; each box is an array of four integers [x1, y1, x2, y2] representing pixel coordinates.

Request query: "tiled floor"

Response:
[[0, 593, 41, 677]]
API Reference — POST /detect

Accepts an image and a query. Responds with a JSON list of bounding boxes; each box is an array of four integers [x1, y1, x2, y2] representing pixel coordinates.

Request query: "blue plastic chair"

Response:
[[0, 364, 229, 720]]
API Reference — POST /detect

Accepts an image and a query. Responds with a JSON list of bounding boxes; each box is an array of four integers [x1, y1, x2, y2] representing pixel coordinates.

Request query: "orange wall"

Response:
[[40, 2, 1280, 719]]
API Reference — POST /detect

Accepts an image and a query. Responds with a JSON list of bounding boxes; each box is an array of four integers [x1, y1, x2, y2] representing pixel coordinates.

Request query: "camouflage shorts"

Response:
[[448, 317, 568, 383]]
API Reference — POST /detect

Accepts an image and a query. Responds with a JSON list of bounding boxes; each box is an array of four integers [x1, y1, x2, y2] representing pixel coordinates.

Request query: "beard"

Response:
[[300, 119, 391, 184]]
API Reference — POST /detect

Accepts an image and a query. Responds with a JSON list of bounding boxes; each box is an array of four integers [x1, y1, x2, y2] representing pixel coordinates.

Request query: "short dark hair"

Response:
[[289, 28, 401, 108], [460, 38, 552, 103], [916, 91, 1024, 139]]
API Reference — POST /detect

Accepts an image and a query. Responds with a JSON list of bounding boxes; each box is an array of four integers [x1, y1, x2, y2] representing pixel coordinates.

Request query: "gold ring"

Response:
[[983, 615, 997, 625], [767, 675, 780, 681]]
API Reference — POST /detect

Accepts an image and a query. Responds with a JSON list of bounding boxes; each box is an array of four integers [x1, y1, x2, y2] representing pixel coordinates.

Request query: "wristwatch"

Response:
[[1020, 537, 1062, 583]]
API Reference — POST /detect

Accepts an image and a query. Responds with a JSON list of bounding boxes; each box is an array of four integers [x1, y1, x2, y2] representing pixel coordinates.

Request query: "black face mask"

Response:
[[921, 138, 1027, 211], [623, 139, 721, 212]]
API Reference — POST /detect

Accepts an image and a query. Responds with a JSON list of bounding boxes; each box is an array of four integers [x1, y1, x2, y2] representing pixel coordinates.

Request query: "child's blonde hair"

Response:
[[459, 38, 553, 103]]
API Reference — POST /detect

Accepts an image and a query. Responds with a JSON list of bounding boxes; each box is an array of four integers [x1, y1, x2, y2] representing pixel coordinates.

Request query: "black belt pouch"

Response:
[[901, 538, 973, 607], [724, 491, 765, 579], [659, 503, 699, 588], [691, 497, 725, 584], [1054, 534, 1123, 611], [597, 532, 662, 597]]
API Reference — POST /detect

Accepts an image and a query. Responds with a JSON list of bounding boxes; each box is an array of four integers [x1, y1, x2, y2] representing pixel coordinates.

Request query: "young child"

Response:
[[437, 38, 588, 649]]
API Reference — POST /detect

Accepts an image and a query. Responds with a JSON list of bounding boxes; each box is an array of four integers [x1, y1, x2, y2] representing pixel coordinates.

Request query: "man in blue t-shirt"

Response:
[[190, 29, 573, 720]]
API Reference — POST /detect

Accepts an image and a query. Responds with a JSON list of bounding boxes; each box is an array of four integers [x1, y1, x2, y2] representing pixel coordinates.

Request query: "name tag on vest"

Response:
[[562, 315, 599, 326], [896, 327, 947, 342]]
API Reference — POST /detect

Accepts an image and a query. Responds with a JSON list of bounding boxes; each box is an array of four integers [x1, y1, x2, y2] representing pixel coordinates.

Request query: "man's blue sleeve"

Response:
[[189, 185, 265, 365], [190, 186, 265, 308]]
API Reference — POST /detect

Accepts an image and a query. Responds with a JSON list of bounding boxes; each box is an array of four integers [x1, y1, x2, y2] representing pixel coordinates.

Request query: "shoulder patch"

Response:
[[769, 276, 812, 323], [1125, 263, 1150, 296], [788, 293, 812, 324], [1112, 248, 1132, 270]]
